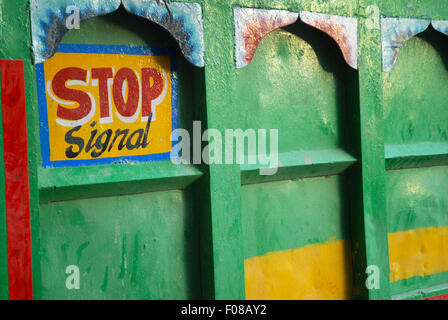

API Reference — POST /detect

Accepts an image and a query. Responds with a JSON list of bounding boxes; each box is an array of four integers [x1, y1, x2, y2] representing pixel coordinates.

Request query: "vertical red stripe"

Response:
[[0, 60, 33, 300], [424, 293, 448, 300]]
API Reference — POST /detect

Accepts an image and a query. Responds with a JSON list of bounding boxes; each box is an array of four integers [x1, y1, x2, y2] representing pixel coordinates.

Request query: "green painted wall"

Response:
[[0, 0, 447, 300], [234, 23, 350, 153], [39, 189, 200, 299], [32, 9, 204, 299], [383, 28, 448, 299], [242, 175, 351, 259], [387, 166, 448, 296], [236, 23, 356, 298], [387, 167, 448, 233], [383, 30, 448, 146]]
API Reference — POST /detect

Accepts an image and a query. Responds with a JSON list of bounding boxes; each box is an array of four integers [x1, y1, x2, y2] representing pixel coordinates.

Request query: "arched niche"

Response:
[[36, 7, 204, 300], [234, 17, 359, 155], [383, 26, 448, 146], [383, 27, 448, 296], [234, 17, 359, 300]]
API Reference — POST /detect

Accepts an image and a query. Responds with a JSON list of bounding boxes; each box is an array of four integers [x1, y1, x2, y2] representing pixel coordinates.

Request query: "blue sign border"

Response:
[[36, 44, 179, 168]]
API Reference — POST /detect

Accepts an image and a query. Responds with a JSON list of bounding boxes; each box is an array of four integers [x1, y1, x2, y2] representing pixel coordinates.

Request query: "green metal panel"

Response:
[[387, 166, 448, 296], [353, 5, 391, 299], [31, 9, 205, 299], [387, 167, 448, 233], [242, 176, 351, 257], [0, 0, 447, 300], [199, 1, 246, 299], [382, 28, 448, 299], [39, 189, 200, 299], [234, 21, 358, 299], [234, 23, 350, 153], [383, 31, 448, 147]]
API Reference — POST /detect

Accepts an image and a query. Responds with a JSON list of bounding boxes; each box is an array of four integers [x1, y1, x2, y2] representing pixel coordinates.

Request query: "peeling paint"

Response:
[[300, 12, 358, 70], [234, 9, 358, 70], [30, 0, 121, 64], [30, 0, 204, 67], [234, 8, 299, 69], [123, 0, 204, 67], [381, 18, 430, 72], [431, 20, 448, 36]]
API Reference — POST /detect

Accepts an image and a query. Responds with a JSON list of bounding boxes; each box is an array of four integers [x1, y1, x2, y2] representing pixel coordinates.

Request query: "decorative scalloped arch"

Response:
[[234, 8, 358, 70], [381, 18, 430, 72], [31, 0, 205, 67], [432, 20, 448, 36], [234, 8, 299, 68], [299, 12, 358, 69], [381, 18, 448, 72]]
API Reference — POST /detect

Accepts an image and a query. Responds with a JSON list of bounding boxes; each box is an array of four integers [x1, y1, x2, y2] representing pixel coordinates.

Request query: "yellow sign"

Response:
[[37, 44, 177, 167]]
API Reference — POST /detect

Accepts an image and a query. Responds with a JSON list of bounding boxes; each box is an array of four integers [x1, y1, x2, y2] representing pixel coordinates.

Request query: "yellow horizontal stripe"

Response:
[[244, 239, 353, 300], [389, 226, 448, 282]]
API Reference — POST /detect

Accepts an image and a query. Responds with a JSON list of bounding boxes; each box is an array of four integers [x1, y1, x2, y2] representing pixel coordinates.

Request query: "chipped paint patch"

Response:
[[300, 12, 358, 69], [432, 20, 448, 36], [234, 8, 298, 69], [31, 0, 204, 67], [381, 18, 430, 72], [31, 0, 121, 63], [123, 0, 204, 67]]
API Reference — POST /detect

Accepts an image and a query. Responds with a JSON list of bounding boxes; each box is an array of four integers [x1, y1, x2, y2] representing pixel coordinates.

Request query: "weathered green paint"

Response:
[[39, 189, 200, 299], [387, 166, 448, 233], [392, 272, 448, 299], [383, 31, 448, 147], [241, 148, 356, 185], [199, 1, 245, 299], [386, 166, 448, 296], [38, 162, 203, 203], [242, 175, 351, 258], [350, 8, 390, 299], [234, 20, 357, 298], [233, 0, 359, 16], [383, 25, 448, 298], [0, 0, 447, 300], [377, 0, 448, 20], [235, 23, 350, 153], [383, 29, 448, 173], [386, 142, 448, 170], [235, 20, 358, 189]]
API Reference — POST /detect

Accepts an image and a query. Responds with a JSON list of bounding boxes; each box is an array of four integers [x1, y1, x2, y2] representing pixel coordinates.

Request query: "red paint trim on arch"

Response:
[[0, 60, 33, 300]]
